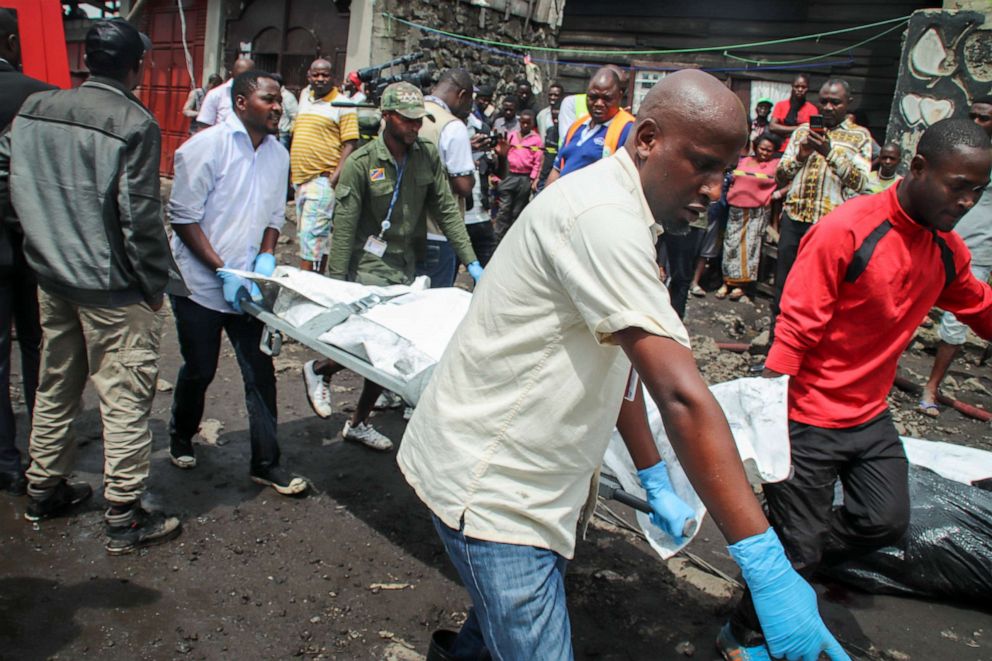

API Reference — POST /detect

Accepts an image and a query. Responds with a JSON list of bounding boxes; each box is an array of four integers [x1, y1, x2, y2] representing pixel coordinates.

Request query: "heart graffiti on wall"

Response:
[[886, 10, 991, 173]]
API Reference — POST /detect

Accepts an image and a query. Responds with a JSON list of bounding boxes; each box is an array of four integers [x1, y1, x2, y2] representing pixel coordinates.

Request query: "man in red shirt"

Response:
[[725, 118, 992, 656], [769, 73, 817, 153]]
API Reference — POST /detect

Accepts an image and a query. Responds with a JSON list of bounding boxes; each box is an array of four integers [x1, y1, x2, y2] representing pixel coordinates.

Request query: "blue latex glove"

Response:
[[217, 269, 251, 313], [250, 252, 276, 302], [729, 528, 850, 661], [253, 252, 276, 277], [637, 461, 695, 544], [467, 260, 484, 283]]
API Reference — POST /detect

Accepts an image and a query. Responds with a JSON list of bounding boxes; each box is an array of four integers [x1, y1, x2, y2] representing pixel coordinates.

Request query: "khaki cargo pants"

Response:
[[26, 289, 163, 504]]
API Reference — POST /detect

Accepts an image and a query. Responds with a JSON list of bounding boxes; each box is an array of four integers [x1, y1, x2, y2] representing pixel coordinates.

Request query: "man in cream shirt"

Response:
[[398, 71, 849, 661]]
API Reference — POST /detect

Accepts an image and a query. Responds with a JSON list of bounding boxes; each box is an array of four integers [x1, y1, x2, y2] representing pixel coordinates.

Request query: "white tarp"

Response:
[[225, 266, 471, 388], [603, 376, 992, 561], [603, 376, 792, 560]]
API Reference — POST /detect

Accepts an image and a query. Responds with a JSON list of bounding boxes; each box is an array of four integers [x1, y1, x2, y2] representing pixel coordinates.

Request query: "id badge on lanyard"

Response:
[[364, 159, 405, 257]]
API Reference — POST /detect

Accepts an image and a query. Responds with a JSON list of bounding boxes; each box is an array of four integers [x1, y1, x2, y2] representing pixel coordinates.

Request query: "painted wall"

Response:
[[885, 9, 992, 168]]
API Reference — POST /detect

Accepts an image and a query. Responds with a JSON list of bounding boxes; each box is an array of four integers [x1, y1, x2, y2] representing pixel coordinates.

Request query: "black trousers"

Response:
[[466, 221, 496, 268], [730, 410, 910, 641], [0, 238, 40, 473], [769, 213, 813, 343], [660, 226, 705, 320], [169, 295, 280, 472], [493, 173, 532, 243]]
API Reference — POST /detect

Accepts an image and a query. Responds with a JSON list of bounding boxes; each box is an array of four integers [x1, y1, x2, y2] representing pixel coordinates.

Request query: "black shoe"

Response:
[[169, 436, 196, 469], [748, 361, 766, 374], [250, 465, 308, 496], [24, 480, 93, 522], [105, 504, 182, 555], [426, 629, 459, 661], [0, 469, 26, 496]]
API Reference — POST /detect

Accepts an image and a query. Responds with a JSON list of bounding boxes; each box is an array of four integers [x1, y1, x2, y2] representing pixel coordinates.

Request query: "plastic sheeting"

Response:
[[226, 266, 471, 387], [824, 465, 992, 601], [602, 376, 792, 560]]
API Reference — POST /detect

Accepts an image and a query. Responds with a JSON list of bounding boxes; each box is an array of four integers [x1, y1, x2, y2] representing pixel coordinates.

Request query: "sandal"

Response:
[[714, 285, 729, 299], [728, 287, 746, 301], [917, 400, 940, 418], [689, 284, 706, 297]]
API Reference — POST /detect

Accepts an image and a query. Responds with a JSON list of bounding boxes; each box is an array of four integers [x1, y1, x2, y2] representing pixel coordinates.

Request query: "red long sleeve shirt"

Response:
[[767, 183, 992, 428]]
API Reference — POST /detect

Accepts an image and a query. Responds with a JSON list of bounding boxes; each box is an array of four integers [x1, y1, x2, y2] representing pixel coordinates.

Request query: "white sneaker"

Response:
[[303, 360, 332, 418], [374, 391, 403, 410], [342, 420, 394, 451]]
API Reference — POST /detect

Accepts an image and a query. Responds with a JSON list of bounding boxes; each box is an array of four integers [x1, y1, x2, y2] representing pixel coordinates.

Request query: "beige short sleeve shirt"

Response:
[[396, 149, 689, 559]]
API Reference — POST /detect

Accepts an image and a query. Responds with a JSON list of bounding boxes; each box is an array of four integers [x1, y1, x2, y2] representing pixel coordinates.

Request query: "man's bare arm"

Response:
[[330, 140, 357, 187], [614, 327, 768, 543], [615, 373, 662, 469], [449, 173, 474, 200]]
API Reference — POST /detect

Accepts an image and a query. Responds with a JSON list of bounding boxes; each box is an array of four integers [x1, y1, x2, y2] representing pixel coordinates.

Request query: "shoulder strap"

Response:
[[603, 109, 635, 156], [844, 220, 892, 283], [844, 220, 956, 289], [931, 231, 957, 290], [564, 114, 590, 145]]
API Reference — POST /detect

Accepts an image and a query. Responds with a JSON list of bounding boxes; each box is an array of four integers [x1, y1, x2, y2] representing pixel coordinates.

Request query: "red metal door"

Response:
[[0, 0, 70, 87], [136, 0, 208, 175]]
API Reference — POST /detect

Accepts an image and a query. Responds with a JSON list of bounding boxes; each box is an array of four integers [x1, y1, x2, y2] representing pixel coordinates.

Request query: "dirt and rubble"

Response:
[[1, 212, 990, 660]]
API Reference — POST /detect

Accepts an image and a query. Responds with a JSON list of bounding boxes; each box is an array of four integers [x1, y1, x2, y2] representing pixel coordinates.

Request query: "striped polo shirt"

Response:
[[290, 86, 359, 185]]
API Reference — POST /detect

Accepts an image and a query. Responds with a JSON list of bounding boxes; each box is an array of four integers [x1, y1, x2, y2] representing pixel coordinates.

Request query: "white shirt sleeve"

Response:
[[553, 203, 687, 347], [557, 96, 577, 148], [169, 137, 216, 225], [268, 149, 290, 230], [438, 120, 475, 176], [196, 85, 222, 126]]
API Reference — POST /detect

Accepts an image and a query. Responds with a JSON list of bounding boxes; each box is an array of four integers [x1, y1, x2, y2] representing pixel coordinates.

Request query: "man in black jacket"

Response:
[[1, 19, 185, 555], [0, 8, 54, 495]]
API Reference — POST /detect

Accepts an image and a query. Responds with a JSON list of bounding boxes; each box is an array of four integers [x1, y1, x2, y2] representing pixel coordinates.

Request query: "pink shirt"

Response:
[[727, 156, 780, 208], [506, 129, 544, 180]]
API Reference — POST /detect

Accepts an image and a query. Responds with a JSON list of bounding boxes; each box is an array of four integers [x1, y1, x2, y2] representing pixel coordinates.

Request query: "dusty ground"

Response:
[[1, 211, 990, 660]]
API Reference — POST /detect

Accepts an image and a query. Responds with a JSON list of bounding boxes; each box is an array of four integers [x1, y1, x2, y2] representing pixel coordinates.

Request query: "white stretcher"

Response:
[[232, 266, 471, 407]]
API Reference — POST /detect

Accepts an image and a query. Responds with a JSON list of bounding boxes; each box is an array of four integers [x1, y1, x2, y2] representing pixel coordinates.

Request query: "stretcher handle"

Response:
[[610, 490, 698, 538]]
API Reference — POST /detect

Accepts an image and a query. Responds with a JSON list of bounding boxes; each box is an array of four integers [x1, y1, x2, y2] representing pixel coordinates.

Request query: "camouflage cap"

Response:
[[380, 82, 434, 120]]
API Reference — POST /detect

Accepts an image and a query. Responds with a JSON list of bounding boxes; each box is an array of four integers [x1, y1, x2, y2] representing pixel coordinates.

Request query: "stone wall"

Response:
[[367, 0, 562, 104], [886, 8, 992, 169]]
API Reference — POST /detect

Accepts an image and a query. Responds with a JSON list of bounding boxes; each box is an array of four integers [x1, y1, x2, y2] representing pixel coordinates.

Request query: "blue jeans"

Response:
[[416, 239, 457, 288], [432, 516, 573, 661]]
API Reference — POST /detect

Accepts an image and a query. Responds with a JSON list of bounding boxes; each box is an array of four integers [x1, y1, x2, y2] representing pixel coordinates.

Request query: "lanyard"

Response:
[[379, 158, 406, 238]]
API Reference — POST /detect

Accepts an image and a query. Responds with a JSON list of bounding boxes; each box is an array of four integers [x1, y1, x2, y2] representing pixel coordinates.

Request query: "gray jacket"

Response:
[[0, 76, 185, 306]]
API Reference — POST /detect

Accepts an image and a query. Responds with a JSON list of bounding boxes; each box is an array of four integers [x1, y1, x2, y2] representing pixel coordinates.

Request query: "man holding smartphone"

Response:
[[767, 78, 871, 352]]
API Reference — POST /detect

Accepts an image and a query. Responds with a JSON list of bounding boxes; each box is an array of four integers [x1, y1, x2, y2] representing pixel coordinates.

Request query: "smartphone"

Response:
[[809, 115, 825, 135]]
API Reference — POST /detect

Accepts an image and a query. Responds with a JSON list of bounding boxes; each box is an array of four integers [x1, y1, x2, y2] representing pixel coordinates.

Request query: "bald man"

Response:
[[557, 63, 630, 146], [546, 67, 634, 186], [398, 70, 847, 661], [196, 56, 254, 127]]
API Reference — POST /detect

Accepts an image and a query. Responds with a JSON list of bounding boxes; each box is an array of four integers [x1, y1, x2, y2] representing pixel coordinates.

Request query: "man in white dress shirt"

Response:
[[195, 56, 254, 128], [168, 70, 307, 496]]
